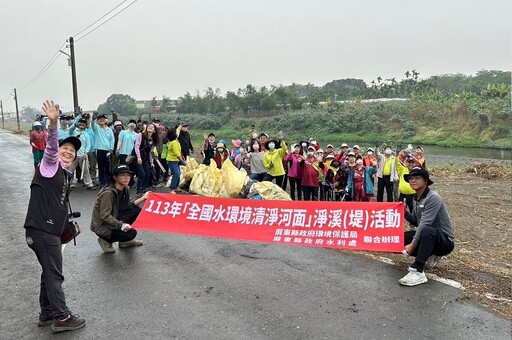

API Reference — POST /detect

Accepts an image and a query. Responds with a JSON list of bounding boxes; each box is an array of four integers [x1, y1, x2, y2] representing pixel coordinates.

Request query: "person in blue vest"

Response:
[[91, 112, 115, 186], [24, 100, 86, 333]]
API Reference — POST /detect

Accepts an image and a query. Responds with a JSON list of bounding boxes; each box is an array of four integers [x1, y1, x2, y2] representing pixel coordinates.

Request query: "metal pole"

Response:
[[69, 37, 80, 116], [14, 88, 20, 133], [0, 100, 4, 129]]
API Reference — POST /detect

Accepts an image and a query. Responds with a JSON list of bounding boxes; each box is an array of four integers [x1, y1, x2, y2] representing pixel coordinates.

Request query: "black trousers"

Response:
[[25, 227, 69, 318], [288, 177, 302, 200], [96, 149, 112, 186], [404, 227, 454, 272], [99, 206, 141, 243], [263, 174, 284, 188], [377, 175, 394, 202]]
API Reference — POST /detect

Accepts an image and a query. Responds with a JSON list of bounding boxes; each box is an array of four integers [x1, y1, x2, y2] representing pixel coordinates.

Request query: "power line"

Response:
[[75, 0, 138, 42], [73, 0, 129, 38], [17, 41, 68, 92]]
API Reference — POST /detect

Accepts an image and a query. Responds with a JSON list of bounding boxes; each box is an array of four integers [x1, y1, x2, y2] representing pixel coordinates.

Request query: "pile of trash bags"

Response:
[[177, 157, 291, 200]]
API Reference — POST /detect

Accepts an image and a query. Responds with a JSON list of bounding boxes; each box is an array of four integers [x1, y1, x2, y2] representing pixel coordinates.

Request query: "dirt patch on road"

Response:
[[380, 163, 512, 320]]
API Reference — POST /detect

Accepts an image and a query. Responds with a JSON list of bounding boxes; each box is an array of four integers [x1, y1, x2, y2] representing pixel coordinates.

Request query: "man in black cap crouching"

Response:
[[399, 167, 455, 286], [90, 164, 148, 253]]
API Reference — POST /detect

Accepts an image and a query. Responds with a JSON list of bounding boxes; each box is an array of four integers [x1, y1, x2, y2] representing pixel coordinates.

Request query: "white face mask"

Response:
[[385, 149, 392, 155], [367, 151, 373, 156], [268, 143, 275, 150], [218, 148, 224, 153], [307, 152, 314, 156]]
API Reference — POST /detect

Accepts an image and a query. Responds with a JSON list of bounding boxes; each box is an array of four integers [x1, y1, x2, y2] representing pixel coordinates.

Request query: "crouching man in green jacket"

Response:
[[90, 164, 149, 253]]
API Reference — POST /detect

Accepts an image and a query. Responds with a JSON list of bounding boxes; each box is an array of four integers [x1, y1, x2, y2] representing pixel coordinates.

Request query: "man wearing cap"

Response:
[[30, 121, 47, 169], [336, 143, 349, 166], [24, 100, 86, 333], [90, 164, 147, 253], [376, 144, 397, 202], [69, 119, 95, 190], [399, 167, 455, 286], [201, 133, 216, 166], [177, 122, 194, 159], [91, 112, 115, 186]]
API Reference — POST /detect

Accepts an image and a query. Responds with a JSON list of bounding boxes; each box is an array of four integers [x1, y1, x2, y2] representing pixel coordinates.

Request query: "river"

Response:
[[328, 142, 511, 166]]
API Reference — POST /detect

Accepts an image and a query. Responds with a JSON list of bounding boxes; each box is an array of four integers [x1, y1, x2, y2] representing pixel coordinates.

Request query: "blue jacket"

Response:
[[346, 166, 377, 198]]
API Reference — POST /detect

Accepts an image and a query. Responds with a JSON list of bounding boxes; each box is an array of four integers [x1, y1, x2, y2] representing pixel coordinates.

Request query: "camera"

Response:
[[69, 212, 81, 218]]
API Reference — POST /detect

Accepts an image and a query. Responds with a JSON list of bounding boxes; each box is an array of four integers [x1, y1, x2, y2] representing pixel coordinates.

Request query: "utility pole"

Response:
[[69, 37, 80, 116], [14, 88, 20, 133], [0, 100, 4, 129]]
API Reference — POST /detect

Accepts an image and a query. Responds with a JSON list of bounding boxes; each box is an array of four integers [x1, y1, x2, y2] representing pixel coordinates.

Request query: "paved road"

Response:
[[0, 129, 510, 340]]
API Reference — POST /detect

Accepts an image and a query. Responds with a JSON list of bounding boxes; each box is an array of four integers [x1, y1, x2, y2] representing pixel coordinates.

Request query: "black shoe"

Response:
[[86, 185, 96, 191], [38, 312, 53, 327], [51, 314, 86, 333]]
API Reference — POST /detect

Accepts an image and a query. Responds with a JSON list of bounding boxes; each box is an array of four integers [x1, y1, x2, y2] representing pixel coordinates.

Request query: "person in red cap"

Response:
[[24, 100, 86, 333]]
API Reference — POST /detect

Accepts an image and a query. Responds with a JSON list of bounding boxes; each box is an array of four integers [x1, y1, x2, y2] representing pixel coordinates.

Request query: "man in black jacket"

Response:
[[177, 122, 194, 159]]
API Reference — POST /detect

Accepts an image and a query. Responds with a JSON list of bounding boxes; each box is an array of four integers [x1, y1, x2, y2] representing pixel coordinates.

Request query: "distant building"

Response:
[[136, 99, 178, 112]]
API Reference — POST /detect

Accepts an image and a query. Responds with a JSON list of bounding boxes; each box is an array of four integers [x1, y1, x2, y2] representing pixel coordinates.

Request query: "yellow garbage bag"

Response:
[[252, 181, 292, 201], [189, 161, 222, 197], [219, 159, 247, 198]]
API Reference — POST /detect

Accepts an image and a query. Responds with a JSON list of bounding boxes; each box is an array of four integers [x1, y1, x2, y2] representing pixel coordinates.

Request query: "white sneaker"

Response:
[[426, 255, 442, 269], [399, 267, 427, 286]]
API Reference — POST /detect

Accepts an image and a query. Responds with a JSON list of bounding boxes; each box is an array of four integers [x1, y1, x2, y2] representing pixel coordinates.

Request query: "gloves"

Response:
[[121, 223, 132, 232]]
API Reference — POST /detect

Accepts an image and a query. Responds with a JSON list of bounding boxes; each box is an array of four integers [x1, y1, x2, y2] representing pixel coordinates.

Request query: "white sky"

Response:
[[0, 0, 510, 112]]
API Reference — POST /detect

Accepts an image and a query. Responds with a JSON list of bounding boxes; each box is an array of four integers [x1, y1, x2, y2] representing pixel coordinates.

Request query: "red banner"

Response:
[[132, 193, 404, 252]]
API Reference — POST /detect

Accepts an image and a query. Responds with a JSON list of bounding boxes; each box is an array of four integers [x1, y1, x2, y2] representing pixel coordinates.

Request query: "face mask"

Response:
[[301, 143, 307, 147], [356, 160, 363, 165], [252, 144, 259, 151], [385, 149, 392, 155], [218, 148, 224, 153], [115, 126, 123, 132], [307, 152, 314, 156], [128, 123, 136, 129], [367, 151, 373, 156], [268, 143, 275, 150]]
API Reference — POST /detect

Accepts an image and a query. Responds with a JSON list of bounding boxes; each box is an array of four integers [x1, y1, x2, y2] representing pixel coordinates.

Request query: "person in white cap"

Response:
[[30, 121, 47, 169]]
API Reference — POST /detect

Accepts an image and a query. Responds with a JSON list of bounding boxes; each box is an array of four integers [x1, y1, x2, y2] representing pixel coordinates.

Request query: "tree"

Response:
[[161, 95, 171, 113], [21, 106, 42, 119], [97, 94, 137, 116]]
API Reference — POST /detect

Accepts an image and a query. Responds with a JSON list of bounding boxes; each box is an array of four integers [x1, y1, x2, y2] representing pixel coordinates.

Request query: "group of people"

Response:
[[30, 111, 195, 196], [23, 101, 454, 334], [199, 131, 427, 205]]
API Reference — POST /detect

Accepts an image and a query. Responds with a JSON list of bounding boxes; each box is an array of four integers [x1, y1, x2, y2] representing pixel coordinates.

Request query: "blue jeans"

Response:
[[134, 162, 151, 192], [168, 161, 181, 190]]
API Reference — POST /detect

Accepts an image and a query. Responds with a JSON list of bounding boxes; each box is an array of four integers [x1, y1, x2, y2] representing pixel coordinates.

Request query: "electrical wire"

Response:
[[73, 0, 128, 38], [75, 0, 138, 42], [2, 0, 138, 94], [17, 41, 68, 92]]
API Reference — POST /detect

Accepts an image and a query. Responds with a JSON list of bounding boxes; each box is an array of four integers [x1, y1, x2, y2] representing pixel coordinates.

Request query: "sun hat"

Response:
[[404, 167, 434, 186]]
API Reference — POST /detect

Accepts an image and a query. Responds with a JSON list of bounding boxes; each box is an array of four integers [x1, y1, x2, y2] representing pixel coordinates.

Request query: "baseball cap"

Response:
[[112, 164, 133, 176]]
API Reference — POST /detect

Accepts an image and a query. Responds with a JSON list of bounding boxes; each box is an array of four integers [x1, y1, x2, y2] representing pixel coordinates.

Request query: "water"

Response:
[[327, 142, 511, 165]]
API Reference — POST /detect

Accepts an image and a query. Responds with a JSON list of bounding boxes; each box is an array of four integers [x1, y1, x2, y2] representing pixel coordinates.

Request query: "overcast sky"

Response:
[[1, 0, 510, 113]]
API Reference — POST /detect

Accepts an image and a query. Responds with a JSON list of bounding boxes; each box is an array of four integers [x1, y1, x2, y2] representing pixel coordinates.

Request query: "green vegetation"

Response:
[[16, 69, 504, 149]]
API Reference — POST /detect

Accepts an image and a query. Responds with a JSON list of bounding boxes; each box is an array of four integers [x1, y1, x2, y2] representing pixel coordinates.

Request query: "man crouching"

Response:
[[399, 167, 455, 286], [90, 164, 148, 253]]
